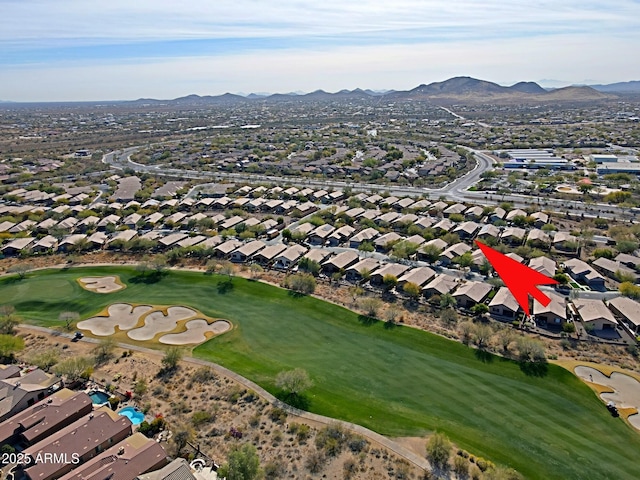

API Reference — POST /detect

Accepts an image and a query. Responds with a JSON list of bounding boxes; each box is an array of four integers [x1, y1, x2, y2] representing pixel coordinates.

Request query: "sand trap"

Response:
[[127, 306, 197, 341], [78, 276, 125, 293], [159, 319, 231, 345], [77, 304, 153, 336], [575, 366, 640, 429]]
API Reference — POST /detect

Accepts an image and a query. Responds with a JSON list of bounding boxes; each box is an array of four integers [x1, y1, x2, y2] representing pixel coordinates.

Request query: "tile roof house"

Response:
[[0, 389, 92, 447], [422, 274, 459, 298], [608, 296, 640, 334], [592, 257, 638, 282], [615, 253, 640, 269], [322, 251, 359, 274], [370, 263, 410, 286], [488, 287, 520, 320], [563, 258, 606, 291], [137, 458, 198, 480], [1, 237, 35, 256], [345, 258, 380, 283], [273, 244, 308, 270], [533, 291, 567, 327], [501, 227, 526, 245], [230, 240, 265, 263], [572, 298, 618, 331], [348, 228, 379, 248], [453, 281, 492, 308], [397, 266, 436, 289], [23, 407, 133, 480], [528, 256, 556, 278], [0, 368, 60, 422], [57, 432, 168, 480], [214, 239, 243, 258]]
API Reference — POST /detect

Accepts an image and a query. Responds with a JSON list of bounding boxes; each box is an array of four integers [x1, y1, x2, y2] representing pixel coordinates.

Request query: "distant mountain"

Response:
[[408, 76, 508, 96], [510, 81, 547, 94], [113, 76, 621, 107], [540, 85, 613, 101], [590, 80, 640, 93]]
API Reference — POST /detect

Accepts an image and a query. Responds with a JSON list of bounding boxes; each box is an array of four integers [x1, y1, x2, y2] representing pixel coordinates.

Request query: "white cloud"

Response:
[[2, 0, 639, 46], [2, 33, 638, 101]]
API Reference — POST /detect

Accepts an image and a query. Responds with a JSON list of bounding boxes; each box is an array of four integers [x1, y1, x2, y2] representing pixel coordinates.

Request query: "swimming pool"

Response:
[[88, 390, 110, 405], [118, 406, 145, 425]]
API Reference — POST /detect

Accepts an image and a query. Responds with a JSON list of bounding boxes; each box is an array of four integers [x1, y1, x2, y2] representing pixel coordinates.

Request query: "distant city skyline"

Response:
[[1, 0, 639, 102]]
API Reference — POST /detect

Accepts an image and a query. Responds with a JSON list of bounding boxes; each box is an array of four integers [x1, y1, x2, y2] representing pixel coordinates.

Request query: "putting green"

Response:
[[2, 266, 640, 480]]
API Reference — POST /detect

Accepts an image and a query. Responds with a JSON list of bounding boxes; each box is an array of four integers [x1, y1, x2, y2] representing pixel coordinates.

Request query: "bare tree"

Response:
[[59, 311, 80, 331]]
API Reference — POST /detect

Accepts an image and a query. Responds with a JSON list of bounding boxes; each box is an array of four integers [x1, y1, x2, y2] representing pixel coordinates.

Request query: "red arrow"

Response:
[[475, 240, 558, 316]]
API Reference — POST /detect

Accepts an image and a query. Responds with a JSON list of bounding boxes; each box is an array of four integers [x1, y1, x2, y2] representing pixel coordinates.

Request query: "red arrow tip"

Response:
[[475, 240, 557, 316]]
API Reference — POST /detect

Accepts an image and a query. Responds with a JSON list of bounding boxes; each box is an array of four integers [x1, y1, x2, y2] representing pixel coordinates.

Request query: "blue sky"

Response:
[[1, 0, 639, 101]]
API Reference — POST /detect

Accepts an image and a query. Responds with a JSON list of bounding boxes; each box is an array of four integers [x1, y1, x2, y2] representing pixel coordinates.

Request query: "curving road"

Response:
[[103, 147, 635, 221]]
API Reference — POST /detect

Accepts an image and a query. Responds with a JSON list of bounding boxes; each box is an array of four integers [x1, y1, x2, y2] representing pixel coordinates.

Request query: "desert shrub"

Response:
[[191, 410, 214, 426], [268, 407, 288, 424], [315, 423, 348, 456], [305, 449, 325, 473], [426, 432, 452, 469]]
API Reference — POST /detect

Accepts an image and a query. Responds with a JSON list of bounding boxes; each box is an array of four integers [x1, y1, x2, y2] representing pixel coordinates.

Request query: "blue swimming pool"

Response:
[[118, 406, 145, 425], [88, 390, 110, 405]]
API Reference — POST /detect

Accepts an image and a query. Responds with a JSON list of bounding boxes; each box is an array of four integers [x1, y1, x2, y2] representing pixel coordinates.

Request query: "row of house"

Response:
[[0, 379, 171, 480]]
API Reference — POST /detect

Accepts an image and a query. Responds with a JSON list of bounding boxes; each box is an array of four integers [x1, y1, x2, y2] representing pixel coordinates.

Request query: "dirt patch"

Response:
[[78, 276, 125, 293]]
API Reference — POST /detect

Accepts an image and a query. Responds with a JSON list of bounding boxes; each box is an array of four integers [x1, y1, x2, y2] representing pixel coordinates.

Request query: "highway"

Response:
[[102, 147, 636, 221]]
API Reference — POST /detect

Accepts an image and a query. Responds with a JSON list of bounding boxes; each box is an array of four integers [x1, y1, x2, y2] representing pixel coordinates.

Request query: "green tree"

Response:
[[298, 257, 321, 275], [218, 443, 263, 480], [358, 241, 375, 255], [382, 274, 398, 291], [0, 334, 25, 361], [620, 281, 640, 299], [440, 293, 457, 309], [471, 303, 489, 316], [391, 241, 419, 260], [615, 270, 637, 283], [420, 244, 442, 263], [53, 356, 94, 381], [161, 347, 183, 371], [454, 252, 474, 268], [358, 297, 382, 318], [275, 368, 313, 396], [426, 432, 452, 469], [473, 324, 493, 349], [284, 273, 316, 294], [403, 282, 422, 301], [553, 273, 570, 285]]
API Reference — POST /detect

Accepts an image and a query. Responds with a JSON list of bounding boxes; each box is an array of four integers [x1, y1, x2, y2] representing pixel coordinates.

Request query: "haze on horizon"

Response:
[[1, 0, 639, 102]]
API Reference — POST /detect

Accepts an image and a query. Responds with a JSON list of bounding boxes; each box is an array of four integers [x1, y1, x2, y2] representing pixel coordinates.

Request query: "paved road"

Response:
[[18, 324, 432, 474], [102, 147, 635, 221]]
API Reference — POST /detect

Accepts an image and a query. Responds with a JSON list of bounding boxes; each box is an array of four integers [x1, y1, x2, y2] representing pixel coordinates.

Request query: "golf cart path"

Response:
[[19, 324, 432, 473]]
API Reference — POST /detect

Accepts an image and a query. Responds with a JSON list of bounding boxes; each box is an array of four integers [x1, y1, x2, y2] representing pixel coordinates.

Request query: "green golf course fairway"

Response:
[[2, 266, 640, 479]]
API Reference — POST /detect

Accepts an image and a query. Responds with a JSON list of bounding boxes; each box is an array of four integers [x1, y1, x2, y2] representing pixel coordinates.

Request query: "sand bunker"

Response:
[[77, 304, 153, 336], [159, 319, 231, 345], [575, 366, 640, 429], [127, 306, 197, 341], [78, 276, 125, 293], [77, 303, 230, 345]]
